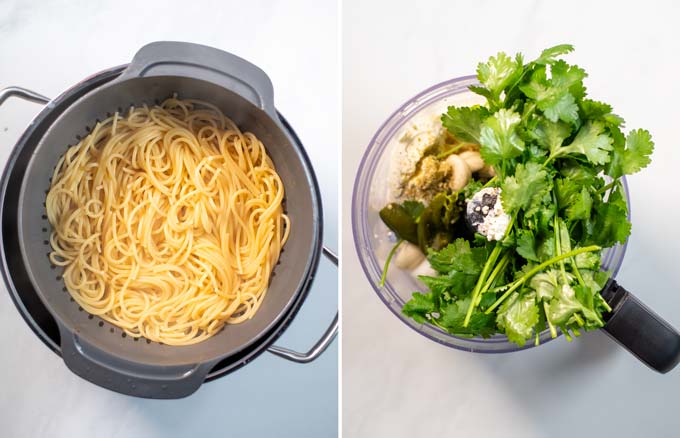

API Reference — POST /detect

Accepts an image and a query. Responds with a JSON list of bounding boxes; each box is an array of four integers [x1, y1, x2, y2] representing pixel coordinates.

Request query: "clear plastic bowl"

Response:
[[352, 75, 630, 353]]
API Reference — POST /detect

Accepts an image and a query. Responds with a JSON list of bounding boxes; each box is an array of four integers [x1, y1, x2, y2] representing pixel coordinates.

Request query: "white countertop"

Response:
[[0, 1, 338, 437], [342, 1, 680, 437]]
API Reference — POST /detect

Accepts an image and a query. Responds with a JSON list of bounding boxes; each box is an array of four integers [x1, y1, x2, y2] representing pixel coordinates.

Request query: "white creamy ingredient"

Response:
[[467, 187, 511, 241], [384, 93, 484, 203]]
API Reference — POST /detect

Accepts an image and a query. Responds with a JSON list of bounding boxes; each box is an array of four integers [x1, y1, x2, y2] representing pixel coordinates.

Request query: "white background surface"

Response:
[[343, 1, 680, 437], [0, 1, 338, 437]]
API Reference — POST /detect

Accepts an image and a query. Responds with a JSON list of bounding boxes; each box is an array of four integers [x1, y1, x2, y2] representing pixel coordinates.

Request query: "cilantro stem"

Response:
[[573, 313, 585, 327], [463, 244, 503, 327], [482, 176, 498, 188], [553, 196, 588, 288], [484, 245, 602, 314], [570, 259, 586, 286], [553, 213, 569, 283], [520, 102, 537, 125], [380, 239, 403, 287], [544, 301, 557, 338], [541, 154, 556, 169], [479, 251, 510, 299], [430, 318, 447, 331], [597, 293, 613, 313], [597, 180, 617, 195], [563, 327, 573, 342], [435, 143, 467, 160]]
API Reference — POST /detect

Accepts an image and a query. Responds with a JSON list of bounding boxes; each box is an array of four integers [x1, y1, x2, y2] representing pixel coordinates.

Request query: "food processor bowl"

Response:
[[352, 76, 629, 353]]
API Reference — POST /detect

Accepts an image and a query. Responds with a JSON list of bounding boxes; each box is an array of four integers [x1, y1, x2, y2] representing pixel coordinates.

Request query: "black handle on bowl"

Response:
[[601, 280, 680, 373], [117, 41, 277, 119], [58, 323, 218, 398]]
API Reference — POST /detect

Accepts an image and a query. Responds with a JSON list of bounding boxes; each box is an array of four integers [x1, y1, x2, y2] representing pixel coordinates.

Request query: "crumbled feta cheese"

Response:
[[466, 187, 510, 241]]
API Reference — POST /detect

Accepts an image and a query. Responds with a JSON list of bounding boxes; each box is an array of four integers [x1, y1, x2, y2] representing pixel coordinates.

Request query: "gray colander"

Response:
[[1, 42, 337, 398]]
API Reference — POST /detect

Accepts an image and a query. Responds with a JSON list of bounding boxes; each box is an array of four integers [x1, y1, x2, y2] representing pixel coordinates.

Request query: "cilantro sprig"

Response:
[[401, 45, 653, 346]]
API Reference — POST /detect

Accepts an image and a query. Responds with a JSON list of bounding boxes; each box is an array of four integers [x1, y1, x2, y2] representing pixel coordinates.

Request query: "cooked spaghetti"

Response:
[[45, 97, 289, 345]]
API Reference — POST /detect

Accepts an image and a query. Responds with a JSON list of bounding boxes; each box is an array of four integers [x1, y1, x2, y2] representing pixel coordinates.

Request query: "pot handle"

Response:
[[57, 323, 218, 399], [601, 279, 680, 373], [117, 41, 277, 119], [268, 246, 339, 363]]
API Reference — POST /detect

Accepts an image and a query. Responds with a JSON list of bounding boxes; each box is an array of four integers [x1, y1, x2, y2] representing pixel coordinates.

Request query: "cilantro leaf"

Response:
[[529, 269, 571, 300], [496, 291, 539, 346], [555, 177, 594, 221], [586, 187, 631, 247], [500, 162, 551, 215], [462, 179, 484, 200], [531, 118, 571, 155], [548, 284, 602, 326], [575, 251, 600, 270], [402, 292, 436, 324], [441, 106, 489, 144], [519, 63, 584, 124], [427, 238, 486, 275], [476, 52, 524, 104], [418, 271, 477, 300], [438, 297, 497, 337], [607, 128, 654, 177], [580, 99, 625, 127], [515, 229, 539, 262], [543, 92, 579, 125], [565, 187, 593, 221], [534, 44, 575, 65], [479, 108, 525, 165], [556, 121, 613, 165], [550, 60, 587, 101]]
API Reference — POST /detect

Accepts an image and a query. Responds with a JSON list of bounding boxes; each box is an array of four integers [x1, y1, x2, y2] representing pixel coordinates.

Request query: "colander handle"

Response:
[[117, 41, 277, 119], [268, 246, 339, 363], [601, 280, 680, 373], [58, 323, 218, 399], [0, 86, 50, 106]]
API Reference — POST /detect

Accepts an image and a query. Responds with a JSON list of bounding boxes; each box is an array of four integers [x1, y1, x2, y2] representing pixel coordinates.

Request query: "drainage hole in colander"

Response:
[[69, 297, 74, 302], [62, 287, 67, 293], [146, 339, 151, 344], [121, 332, 126, 338], [87, 315, 93, 320], [78, 306, 83, 312], [55, 275, 61, 280], [109, 328, 114, 333], [42, 227, 47, 232], [50, 264, 56, 270], [42, 214, 47, 220], [98, 321, 104, 327]]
